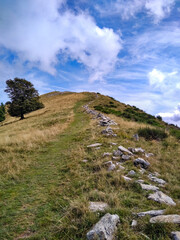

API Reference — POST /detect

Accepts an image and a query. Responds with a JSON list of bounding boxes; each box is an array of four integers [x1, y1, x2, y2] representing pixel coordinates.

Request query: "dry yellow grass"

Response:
[[0, 92, 84, 177]]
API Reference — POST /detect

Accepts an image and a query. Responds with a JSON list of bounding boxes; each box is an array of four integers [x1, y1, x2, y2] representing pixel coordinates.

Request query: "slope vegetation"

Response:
[[0, 92, 179, 240]]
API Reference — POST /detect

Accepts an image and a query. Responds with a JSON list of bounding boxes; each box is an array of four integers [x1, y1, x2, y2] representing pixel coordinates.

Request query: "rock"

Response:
[[136, 179, 144, 183], [131, 220, 137, 227], [171, 232, 180, 240], [140, 183, 159, 191], [89, 202, 109, 212], [104, 161, 116, 171], [86, 213, 120, 240], [150, 215, 180, 224], [145, 153, 154, 158], [128, 147, 145, 153], [133, 134, 139, 141], [127, 170, 136, 176], [121, 155, 131, 161], [112, 156, 120, 160], [139, 168, 146, 174], [110, 142, 117, 146], [113, 150, 123, 156], [148, 174, 166, 185], [103, 152, 112, 157], [137, 209, 165, 217], [87, 143, 102, 148], [134, 158, 150, 169], [148, 191, 176, 206], [122, 176, 132, 181], [95, 147, 101, 150], [82, 159, 88, 163], [118, 146, 133, 155]]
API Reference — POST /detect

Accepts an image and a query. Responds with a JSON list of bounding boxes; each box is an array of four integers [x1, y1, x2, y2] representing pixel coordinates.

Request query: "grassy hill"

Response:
[[0, 92, 179, 239]]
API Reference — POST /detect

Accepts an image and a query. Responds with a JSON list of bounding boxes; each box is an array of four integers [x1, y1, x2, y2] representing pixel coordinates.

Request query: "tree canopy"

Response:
[[0, 103, 5, 122], [5, 78, 44, 120]]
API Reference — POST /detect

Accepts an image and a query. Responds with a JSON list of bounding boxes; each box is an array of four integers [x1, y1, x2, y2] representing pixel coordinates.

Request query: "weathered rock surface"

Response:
[[118, 146, 133, 155], [133, 133, 139, 141], [171, 232, 180, 240], [148, 174, 166, 185], [86, 213, 120, 240], [150, 215, 180, 224], [110, 142, 117, 146], [121, 155, 131, 161], [134, 158, 150, 169], [137, 209, 165, 217], [148, 191, 176, 206], [89, 202, 109, 212], [140, 183, 159, 191], [87, 143, 102, 148], [112, 156, 120, 161]]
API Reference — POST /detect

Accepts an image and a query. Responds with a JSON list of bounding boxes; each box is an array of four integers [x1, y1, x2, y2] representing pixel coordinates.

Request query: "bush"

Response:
[[138, 127, 168, 140], [0, 103, 5, 122]]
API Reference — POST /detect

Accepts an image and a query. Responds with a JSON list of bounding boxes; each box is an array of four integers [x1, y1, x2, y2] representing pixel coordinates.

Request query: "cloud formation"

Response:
[[158, 103, 180, 125], [0, 0, 122, 82], [97, 0, 175, 22]]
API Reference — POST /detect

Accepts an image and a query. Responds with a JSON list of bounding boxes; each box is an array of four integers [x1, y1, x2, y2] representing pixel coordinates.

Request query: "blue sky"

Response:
[[0, 0, 180, 125]]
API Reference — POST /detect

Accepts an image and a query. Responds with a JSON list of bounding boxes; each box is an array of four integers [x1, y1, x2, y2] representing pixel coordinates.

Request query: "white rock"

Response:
[[110, 142, 117, 145], [103, 152, 112, 157], [118, 146, 133, 155], [140, 183, 159, 191], [112, 156, 120, 160], [82, 159, 88, 163], [122, 176, 132, 181], [171, 232, 180, 240], [148, 174, 166, 185], [145, 153, 154, 158], [131, 220, 137, 227], [121, 155, 131, 161], [113, 150, 123, 156], [150, 215, 180, 224], [87, 143, 102, 148], [89, 202, 109, 212], [129, 147, 145, 153], [137, 209, 165, 217], [134, 158, 150, 169], [108, 163, 116, 171], [87, 213, 120, 240], [136, 179, 144, 183], [127, 170, 136, 176], [148, 191, 176, 206]]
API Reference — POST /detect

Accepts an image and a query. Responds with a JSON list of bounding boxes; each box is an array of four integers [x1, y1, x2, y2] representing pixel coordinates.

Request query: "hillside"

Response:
[[0, 91, 179, 240]]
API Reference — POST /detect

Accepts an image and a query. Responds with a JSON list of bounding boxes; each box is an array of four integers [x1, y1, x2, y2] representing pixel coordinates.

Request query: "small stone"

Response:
[[108, 163, 116, 171], [112, 156, 120, 160], [86, 213, 120, 240], [121, 155, 131, 161], [113, 150, 123, 156], [148, 191, 176, 206], [116, 162, 125, 170], [145, 153, 154, 158], [150, 215, 180, 224], [148, 174, 166, 185], [127, 170, 136, 176], [136, 179, 144, 183], [171, 232, 180, 240], [87, 143, 102, 148], [118, 146, 133, 155], [139, 168, 146, 174], [89, 202, 109, 212], [133, 134, 139, 141], [137, 209, 165, 217], [131, 220, 137, 227], [103, 152, 112, 157], [129, 147, 145, 153], [122, 176, 132, 181], [140, 183, 159, 191], [110, 142, 117, 146], [134, 158, 150, 169], [82, 159, 88, 163]]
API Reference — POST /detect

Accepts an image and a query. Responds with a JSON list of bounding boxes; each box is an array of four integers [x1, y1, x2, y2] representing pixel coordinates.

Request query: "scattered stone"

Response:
[[112, 156, 120, 160], [122, 176, 132, 181], [137, 210, 165, 217], [118, 146, 133, 155], [127, 170, 136, 176], [153, 172, 160, 177], [148, 174, 166, 185], [131, 220, 137, 227], [140, 183, 159, 191], [150, 215, 180, 224], [86, 213, 120, 240], [95, 147, 101, 150], [136, 179, 144, 183], [171, 232, 180, 240], [128, 147, 145, 153], [121, 155, 131, 161], [148, 191, 176, 206], [133, 133, 139, 141], [89, 202, 109, 212], [82, 159, 88, 163], [104, 161, 116, 171], [87, 143, 102, 148], [103, 152, 112, 157], [145, 153, 154, 158], [139, 168, 146, 174], [113, 150, 123, 156], [110, 142, 117, 146], [134, 158, 150, 169]]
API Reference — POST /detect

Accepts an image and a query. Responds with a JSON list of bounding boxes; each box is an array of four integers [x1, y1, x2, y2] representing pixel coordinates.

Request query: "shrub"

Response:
[[138, 127, 168, 140], [170, 129, 180, 140]]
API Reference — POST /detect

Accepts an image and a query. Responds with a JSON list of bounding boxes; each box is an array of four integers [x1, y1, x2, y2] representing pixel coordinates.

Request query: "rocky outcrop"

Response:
[[150, 215, 180, 224], [148, 191, 176, 206], [134, 158, 150, 169], [87, 213, 120, 240]]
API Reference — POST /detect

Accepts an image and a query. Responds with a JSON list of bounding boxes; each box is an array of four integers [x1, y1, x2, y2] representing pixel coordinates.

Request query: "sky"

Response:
[[0, 0, 180, 125]]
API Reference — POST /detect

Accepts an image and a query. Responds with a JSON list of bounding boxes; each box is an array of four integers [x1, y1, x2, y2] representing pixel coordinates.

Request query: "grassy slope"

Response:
[[0, 92, 179, 240]]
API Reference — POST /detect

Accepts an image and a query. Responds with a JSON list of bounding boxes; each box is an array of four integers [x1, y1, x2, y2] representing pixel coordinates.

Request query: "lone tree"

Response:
[[5, 78, 44, 120]]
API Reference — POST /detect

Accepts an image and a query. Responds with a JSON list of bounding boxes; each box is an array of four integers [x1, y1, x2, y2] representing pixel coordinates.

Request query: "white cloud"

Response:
[[158, 103, 180, 125], [96, 0, 175, 22], [148, 68, 165, 87], [0, 0, 122, 82]]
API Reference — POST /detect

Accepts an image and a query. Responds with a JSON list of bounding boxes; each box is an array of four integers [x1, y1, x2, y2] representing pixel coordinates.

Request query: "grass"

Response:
[[0, 91, 179, 239], [138, 127, 168, 140]]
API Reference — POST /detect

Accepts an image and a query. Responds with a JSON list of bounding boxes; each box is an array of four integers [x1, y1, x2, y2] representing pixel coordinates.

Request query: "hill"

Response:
[[0, 91, 179, 240]]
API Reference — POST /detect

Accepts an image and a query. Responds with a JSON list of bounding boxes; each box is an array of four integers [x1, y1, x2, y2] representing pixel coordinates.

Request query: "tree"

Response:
[[5, 78, 44, 120], [0, 103, 5, 122]]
